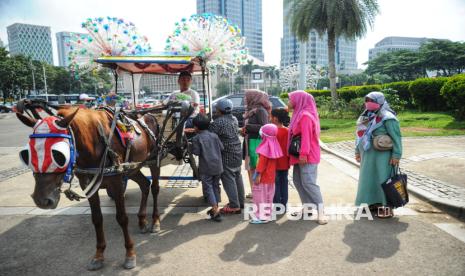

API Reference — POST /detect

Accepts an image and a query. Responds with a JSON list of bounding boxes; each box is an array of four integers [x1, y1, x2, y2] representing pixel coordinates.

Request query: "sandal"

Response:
[[220, 205, 241, 214], [376, 207, 394, 219], [209, 211, 223, 222], [249, 219, 269, 224]]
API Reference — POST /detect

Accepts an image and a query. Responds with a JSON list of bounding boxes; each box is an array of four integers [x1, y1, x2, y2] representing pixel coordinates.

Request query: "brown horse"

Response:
[[16, 106, 161, 270]]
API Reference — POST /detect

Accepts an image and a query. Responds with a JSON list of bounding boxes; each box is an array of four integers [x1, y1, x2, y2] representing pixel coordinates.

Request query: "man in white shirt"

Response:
[[163, 71, 200, 117]]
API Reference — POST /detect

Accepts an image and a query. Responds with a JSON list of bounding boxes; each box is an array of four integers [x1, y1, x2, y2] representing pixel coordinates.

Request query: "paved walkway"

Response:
[[1, 145, 465, 275], [1, 110, 465, 275], [324, 136, 465, 218]]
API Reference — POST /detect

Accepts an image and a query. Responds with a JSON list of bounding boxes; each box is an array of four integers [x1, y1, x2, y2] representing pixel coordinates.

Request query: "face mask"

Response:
[[365, 102, 380, 111]]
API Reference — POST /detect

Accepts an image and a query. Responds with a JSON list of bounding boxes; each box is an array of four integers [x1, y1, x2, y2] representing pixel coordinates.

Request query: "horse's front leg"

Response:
[[110, 177, 136, 269], [130, 170, 151, 233], [86, 187, 106, 271], [150, 166, 161, 233]]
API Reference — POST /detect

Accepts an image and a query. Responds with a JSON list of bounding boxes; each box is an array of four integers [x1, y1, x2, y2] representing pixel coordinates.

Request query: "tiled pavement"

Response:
[[325, 140, 465, 206]]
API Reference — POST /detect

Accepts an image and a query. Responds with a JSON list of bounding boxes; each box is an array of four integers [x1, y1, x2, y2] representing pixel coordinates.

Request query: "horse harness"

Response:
[[31, 107, 159, 201]]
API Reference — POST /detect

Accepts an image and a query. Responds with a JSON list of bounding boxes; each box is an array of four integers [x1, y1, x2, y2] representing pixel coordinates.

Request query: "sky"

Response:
[[0, 0, 464, 68]]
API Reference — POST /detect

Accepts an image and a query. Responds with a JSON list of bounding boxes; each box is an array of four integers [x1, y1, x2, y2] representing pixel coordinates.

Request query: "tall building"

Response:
[[56, 32, 88, 67], [369, 36, 430, 60], [7, 23, 54, 64], [280, 4, 358, 72], [0, 38, 4, 48], [196, 0, 264, 61]]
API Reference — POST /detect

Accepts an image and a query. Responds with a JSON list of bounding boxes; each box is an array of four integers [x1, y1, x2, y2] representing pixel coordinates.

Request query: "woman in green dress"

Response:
[[242, 90, 271, 198], [355, 92, 402, 218]]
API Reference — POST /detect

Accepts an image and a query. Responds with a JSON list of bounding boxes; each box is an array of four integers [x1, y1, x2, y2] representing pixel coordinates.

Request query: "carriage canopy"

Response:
[[95, 53, 205, 74]]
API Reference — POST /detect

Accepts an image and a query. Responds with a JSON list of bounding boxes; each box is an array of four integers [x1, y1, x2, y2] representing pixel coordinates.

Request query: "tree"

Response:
[[215, 81, 230, 97], [285, 0, 379, 101], [234, 76, 244, 92], [264, 66, 278, 92], [420, 40, 465, 76], [241, 59, 255, 76], [365, 50, 425, 81]]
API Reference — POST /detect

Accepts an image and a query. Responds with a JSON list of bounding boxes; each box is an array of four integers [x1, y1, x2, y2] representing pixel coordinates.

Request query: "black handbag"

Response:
[[381, 166, 409, 208], [288, 135, 301, 157]]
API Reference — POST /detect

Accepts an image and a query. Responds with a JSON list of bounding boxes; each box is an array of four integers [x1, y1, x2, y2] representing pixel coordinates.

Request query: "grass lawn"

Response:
[[320, 111, 465, 143]]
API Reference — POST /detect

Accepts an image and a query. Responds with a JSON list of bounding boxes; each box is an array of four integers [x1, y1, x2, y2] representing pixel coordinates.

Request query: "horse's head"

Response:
[[17, 109, 79, 209]]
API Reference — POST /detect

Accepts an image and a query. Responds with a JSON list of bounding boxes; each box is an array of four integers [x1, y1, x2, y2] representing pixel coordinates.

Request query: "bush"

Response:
[[347, 97, 365, 116], [305, 89, 331, 98], [355, 85, 382, 98], [409, 77, 448, 111], [441, 74, 465, 120], [382, 88, 407, 113], [280, 89, 331, 100], [383, 81, 413, 107], [337, 86, 358, 102]]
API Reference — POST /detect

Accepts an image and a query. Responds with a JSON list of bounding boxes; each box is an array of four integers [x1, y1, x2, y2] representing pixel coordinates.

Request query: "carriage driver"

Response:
[[163, 71, 200, 129]]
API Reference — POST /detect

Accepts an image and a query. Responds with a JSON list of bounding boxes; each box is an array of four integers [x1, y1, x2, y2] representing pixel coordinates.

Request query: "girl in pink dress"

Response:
[[251, 124, 283, 224]]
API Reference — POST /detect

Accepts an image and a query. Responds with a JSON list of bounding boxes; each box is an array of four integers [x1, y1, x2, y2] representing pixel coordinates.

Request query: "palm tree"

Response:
[[285, 0, 379, 101], [241, 59, 255, 76]]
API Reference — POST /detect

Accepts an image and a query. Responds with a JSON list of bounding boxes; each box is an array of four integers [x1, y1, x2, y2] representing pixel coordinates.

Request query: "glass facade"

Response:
[[7, 23, 54, 64], [280, 4, 358, 70], [196, 0, 264, 60], [56, 32, 88, 67], [368, 36, 430, 60]]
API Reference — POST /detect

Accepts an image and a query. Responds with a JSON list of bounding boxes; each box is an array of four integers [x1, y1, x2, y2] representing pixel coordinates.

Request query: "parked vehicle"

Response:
[[212, 93, 287, 127], [0, 103, 14, 113]]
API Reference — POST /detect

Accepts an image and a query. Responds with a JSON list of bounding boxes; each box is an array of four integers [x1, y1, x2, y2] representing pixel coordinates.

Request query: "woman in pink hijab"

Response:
[[288, 90, 327, 225], [251, 123, 283, 224]]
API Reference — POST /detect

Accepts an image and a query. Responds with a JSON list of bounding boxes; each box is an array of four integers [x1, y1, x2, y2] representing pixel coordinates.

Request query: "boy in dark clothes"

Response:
[[191, 114, 224, 222], [210, 99, 245, 214]]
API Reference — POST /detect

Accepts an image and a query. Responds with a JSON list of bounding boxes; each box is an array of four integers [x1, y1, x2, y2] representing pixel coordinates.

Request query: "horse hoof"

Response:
[[123, 256, 136, 269], [87, 258, 104, 271], [140, 224, 150, 234], [150, 223, 161, 233]]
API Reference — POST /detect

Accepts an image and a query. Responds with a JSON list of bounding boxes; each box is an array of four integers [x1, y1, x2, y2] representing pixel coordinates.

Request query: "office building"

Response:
[[369, 36, 430, 60], [56, 31, 88, 67], [7, 23, 54, 64], [197, 0, 264, 60], [280, 4, 357, 72]]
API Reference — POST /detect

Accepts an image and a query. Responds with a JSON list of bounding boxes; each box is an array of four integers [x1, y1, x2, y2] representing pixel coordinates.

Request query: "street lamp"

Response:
[[42, 65, 48, 101], [29, 61, 36, 95]]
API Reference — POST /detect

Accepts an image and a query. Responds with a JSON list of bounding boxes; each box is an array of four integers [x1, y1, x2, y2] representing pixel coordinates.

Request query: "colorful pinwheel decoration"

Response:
[[68, 16, 151, 76], [279, 64, 327, 91], [165, 13, 249, 72]]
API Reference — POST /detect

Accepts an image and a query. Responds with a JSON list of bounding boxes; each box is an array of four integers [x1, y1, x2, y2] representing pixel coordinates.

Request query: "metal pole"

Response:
[[131, 73, 136, 109], [114, 71, 118, 93], [30, 61, 36, 94], [42, 65, 48, 101], [299, 41, 307, 90], [201, 59, 207, 115]]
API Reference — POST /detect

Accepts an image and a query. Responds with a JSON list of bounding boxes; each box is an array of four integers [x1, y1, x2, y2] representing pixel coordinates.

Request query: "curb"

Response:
[[319, 141, 465, 220]]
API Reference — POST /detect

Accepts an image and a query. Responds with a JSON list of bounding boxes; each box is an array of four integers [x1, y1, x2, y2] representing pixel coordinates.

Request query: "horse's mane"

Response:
[[58, 107, 110, 158]]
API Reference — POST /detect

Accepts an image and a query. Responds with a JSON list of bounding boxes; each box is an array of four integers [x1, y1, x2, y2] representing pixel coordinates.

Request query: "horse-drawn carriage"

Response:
[[15, 53, 212, 270], [95, 53, 213, 182]]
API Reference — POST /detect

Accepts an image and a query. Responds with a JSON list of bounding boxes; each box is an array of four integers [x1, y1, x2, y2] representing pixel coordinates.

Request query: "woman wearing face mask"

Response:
[[355, 92, 403, 218]]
